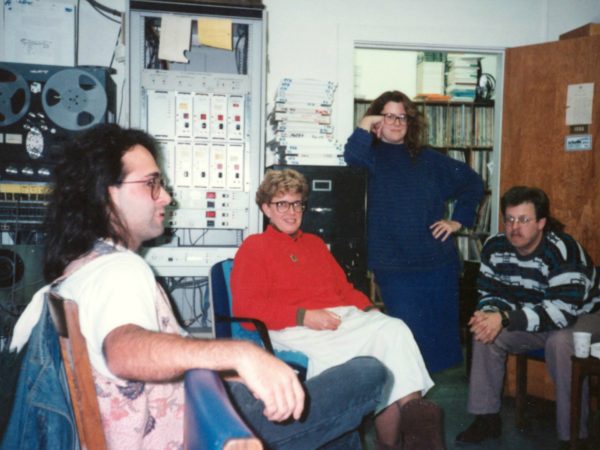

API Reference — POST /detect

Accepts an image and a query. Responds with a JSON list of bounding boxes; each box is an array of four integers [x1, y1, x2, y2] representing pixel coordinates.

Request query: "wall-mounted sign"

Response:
[[564, 134, 592, 152]]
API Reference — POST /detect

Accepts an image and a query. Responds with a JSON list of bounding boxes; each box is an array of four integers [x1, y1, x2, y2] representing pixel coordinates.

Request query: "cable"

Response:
[[116, 76, 126, 124], [75, 0, 81, 65], [145, 20, 161, 69], [109, 27, 122, 69], [85, 0, 121, 17], [234, 25, 248, 75]]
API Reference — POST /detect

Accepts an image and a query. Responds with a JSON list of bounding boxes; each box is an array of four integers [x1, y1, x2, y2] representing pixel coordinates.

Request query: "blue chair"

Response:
[[210, 259, 309, 380], [184, 369, 262, 450]]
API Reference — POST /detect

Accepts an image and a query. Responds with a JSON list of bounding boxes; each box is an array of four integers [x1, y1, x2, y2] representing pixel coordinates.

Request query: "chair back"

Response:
[[47, 291, 107, 450], [210, 259, 267, 345], [210, 258, 236, 339]]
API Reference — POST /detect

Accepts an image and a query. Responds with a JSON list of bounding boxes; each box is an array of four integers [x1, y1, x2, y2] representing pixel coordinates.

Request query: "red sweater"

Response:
[[231, 226, 371, 330]]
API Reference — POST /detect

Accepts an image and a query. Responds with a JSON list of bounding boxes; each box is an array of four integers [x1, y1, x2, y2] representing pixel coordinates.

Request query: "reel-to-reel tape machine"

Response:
[[0, 62, 116, 183]]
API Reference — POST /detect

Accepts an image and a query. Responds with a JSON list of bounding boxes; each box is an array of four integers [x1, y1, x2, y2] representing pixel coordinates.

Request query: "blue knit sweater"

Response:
[[344, 128, 484, 272]]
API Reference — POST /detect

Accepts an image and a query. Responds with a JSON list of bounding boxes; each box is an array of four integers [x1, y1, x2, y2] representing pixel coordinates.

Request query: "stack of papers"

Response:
[[267, 79, 345, 166], [416, 52, 445, 97], [446, 54, 481, 102]]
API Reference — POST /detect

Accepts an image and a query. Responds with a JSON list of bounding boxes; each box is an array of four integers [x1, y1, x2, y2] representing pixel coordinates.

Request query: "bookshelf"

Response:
[[353, 98, 494, 262], [415, 99, 494, 262]]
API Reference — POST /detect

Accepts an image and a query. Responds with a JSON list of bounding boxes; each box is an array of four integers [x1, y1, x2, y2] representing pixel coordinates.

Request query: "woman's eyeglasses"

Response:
[[269, 200, 306, 213], [382, 113, 409, 125]]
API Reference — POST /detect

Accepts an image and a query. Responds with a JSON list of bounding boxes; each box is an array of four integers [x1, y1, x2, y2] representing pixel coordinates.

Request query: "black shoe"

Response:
[[455, 414, 501, 445], [558, 439, 588, 450]]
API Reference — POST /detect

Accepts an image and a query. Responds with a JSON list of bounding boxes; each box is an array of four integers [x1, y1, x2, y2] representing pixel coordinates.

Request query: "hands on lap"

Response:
[[469, 310, 503, 344]]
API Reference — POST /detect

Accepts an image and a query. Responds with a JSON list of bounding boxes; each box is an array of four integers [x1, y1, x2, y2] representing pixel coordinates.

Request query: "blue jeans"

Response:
[[226, 356, 387, 450]]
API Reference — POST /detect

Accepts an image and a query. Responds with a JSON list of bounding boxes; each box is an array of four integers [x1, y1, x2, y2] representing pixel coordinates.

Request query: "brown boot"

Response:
[[400, 399, 445, 450]]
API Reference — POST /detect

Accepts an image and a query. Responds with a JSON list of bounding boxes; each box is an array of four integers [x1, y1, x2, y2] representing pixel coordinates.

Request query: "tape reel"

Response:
[[42, 68, 108, 131], [0, 62, 115, 183], [0, 64, 32, 127]]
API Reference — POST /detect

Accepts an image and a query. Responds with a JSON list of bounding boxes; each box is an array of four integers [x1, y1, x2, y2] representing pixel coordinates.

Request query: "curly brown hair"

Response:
[[364, 90, 425, 156]]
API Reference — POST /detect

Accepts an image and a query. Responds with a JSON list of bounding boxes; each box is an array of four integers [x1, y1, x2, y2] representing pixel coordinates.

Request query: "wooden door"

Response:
[[501, 35, 600, 262]]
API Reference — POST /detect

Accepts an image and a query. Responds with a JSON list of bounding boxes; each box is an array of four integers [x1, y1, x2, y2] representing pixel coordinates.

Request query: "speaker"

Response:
[[0, 62, 116, 183], [268, 165, 368, 294], [0, 245, 45, 337]]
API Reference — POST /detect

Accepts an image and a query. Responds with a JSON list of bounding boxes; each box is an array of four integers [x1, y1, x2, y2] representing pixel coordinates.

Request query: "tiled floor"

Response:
[[364, 361, 600, 450]]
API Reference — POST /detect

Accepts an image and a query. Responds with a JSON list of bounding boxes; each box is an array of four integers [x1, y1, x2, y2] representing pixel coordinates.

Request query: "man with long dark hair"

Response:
[[456, 186, 600, 449], [7, 123, 387, 449]]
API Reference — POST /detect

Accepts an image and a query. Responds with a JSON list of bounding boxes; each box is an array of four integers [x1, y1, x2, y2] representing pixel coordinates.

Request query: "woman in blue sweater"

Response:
[[344, 90, 484, 373]]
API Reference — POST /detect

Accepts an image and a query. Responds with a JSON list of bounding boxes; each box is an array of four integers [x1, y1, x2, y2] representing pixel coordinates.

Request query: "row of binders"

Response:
[[267, 78, 345, 166], [451, 193, 492, 262], [420, 103, 494, 148]]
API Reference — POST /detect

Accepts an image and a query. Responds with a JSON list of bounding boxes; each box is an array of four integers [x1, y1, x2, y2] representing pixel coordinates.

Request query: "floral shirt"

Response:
[[62, 242, 185, 449]]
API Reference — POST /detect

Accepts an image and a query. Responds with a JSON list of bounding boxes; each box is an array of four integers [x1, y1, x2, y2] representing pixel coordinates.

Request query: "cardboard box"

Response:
[[559, 23, 600, 40]]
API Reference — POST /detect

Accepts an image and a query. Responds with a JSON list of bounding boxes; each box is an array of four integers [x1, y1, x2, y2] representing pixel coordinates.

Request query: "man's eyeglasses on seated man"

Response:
[[117, 176, 166, 200], [503, 215, 535, 225]]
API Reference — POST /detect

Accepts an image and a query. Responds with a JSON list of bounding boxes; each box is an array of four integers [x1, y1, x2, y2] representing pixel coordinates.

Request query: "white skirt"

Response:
[[269, 306, 434, 411]]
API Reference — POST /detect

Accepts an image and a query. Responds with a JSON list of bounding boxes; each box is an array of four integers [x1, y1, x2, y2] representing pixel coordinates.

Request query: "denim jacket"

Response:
[[0, 297, 80, 450]]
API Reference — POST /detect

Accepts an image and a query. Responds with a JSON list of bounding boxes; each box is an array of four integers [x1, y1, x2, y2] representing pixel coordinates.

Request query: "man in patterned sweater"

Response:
[[456, 186, 600, 449]]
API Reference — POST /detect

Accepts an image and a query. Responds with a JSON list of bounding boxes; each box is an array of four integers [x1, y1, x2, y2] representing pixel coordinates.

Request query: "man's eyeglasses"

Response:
[[118, 176, 166, 200], [269, 200, 306, 213], [382, 113, 409, 125], [503, 215, 534, 225]]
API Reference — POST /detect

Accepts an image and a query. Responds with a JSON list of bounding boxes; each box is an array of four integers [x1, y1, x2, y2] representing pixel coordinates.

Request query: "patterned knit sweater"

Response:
[[344, 128, 484, 271], [477, 231, 600, 332]]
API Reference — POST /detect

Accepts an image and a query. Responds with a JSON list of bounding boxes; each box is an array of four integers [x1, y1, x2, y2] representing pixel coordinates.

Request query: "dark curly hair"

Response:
[[364, 90, 425, 156], [43, 123, 160, 281]]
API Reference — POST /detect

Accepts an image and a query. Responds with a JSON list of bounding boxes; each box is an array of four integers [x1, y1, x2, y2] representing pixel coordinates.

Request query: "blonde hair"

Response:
[[256, 169, 309, 206]]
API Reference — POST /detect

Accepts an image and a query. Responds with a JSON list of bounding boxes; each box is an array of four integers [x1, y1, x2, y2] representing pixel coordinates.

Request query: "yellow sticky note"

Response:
[[197, 18, 232, 51]]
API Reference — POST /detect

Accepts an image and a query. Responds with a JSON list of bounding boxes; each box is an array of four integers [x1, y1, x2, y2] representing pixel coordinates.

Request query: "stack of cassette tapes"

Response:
[[267, 78, 344, 166]]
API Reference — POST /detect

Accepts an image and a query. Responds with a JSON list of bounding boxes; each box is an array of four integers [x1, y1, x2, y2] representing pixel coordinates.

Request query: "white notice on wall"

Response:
[[3, 0, 76, 66], [158, 15, 192, 63], [566, 83, 594, 125]]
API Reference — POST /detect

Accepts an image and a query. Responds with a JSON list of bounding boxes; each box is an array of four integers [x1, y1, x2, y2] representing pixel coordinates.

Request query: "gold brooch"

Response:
[[290, 254, 298, 262]]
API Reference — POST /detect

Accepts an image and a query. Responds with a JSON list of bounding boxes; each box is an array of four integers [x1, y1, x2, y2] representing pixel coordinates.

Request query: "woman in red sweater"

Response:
[[231, 168, 445, 450]]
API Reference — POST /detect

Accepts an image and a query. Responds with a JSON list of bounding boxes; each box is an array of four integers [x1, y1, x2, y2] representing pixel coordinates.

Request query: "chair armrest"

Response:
[[184, 369, 261, 450], [214, 315, 275, 354]]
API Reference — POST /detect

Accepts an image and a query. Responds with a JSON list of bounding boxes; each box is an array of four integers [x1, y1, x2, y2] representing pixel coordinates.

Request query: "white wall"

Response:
[[263, 0, 599, 140], [354, 49, 418, 100], [3, 0, 598, 131], [546, 0, 600, 38]]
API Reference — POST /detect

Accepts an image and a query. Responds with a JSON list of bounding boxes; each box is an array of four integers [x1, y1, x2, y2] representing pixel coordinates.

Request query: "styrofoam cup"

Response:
[[573, 331, 592, 358]]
